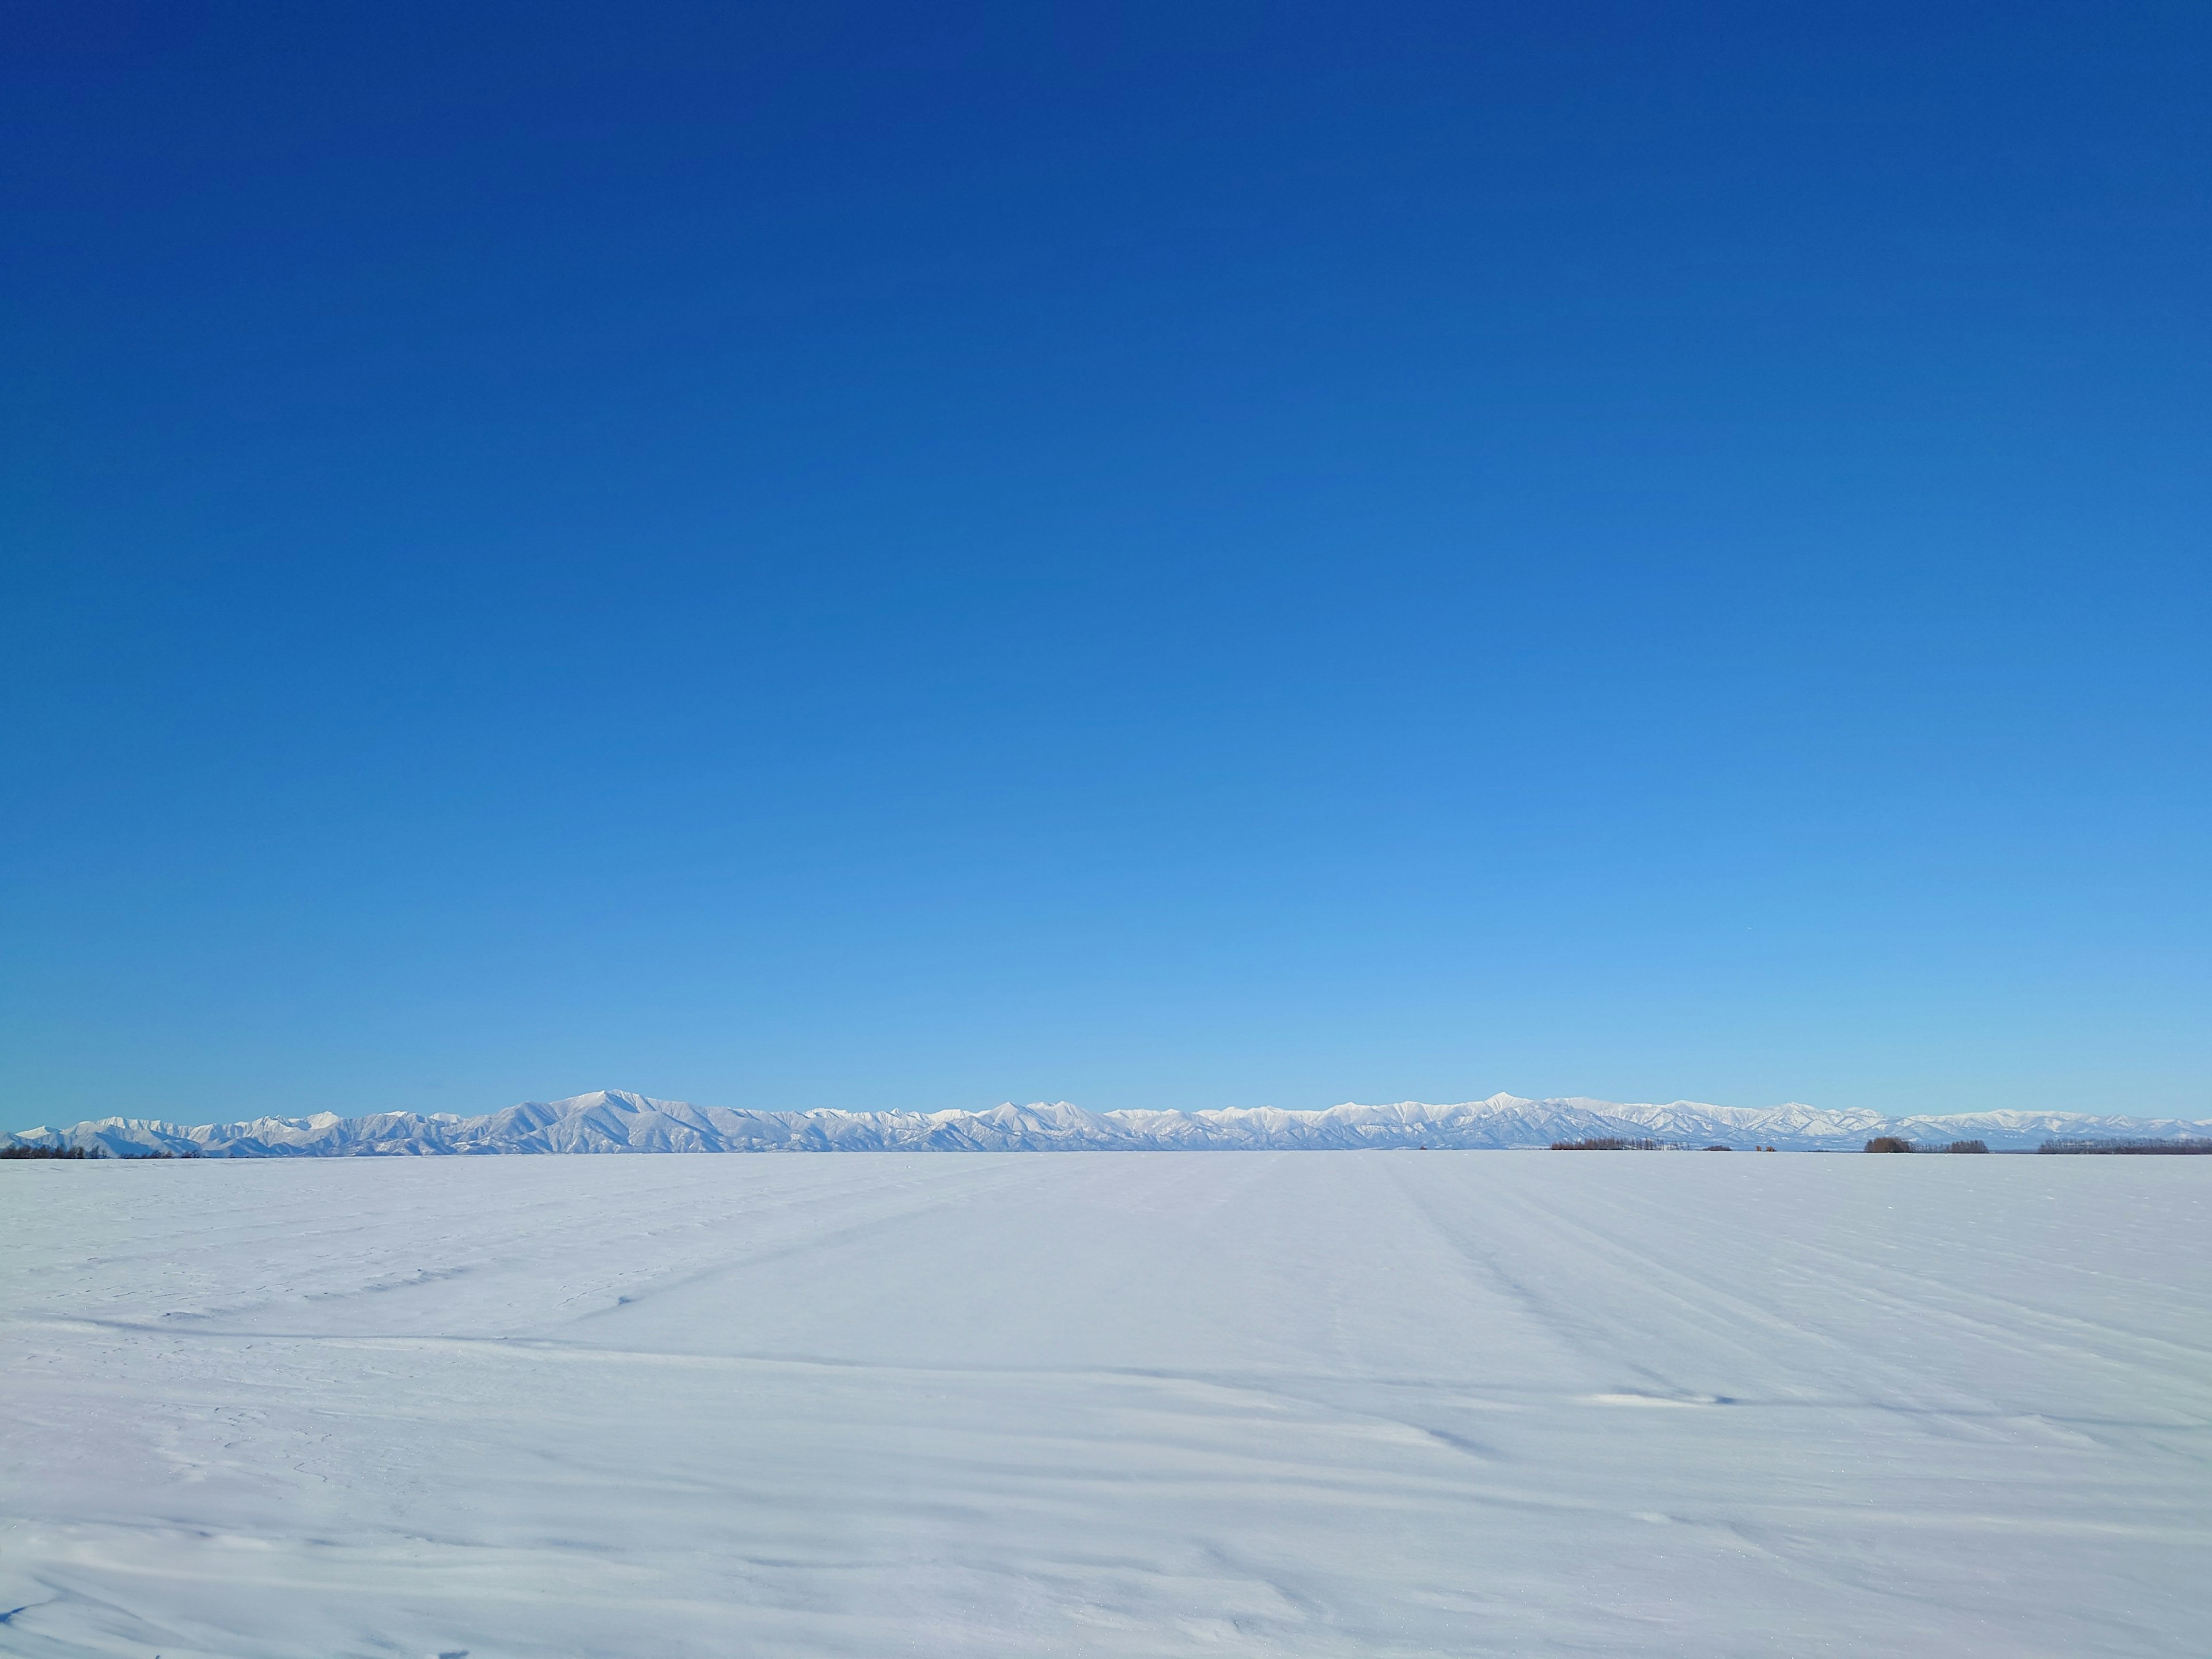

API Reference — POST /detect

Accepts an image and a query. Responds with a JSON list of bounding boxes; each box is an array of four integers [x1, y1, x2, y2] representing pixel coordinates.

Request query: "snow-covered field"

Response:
[[4, 1153, 2207, 1657]]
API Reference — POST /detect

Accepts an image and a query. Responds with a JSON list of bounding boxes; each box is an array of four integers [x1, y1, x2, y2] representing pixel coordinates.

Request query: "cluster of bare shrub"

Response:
[[1549, 1138, 1783, 1152], [1864, 1137, 1988, 1153]]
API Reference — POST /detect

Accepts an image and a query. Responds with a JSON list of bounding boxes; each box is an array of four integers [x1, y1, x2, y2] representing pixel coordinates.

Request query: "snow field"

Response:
[[2, 1152, 2207, 1656]]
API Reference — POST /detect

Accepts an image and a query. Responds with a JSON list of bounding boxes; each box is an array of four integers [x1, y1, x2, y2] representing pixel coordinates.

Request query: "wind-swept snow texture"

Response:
[[10, 1088, 2211, 1155], [4, 1155, 2207, 1657]]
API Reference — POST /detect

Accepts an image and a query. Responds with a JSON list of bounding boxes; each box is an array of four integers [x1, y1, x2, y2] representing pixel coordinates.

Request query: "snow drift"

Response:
[[5, 1151, 2208, 1656]]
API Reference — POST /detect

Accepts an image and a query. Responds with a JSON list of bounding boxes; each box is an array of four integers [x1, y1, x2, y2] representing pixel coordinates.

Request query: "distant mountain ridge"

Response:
[[7, 1090, 2210, 1156]]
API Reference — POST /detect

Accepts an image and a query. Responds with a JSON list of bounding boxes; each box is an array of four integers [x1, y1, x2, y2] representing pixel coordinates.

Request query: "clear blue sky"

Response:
[[5, 2, 2207, 1126]]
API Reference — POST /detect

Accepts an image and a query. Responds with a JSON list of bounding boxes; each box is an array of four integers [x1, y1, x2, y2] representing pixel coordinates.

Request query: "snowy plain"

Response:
[[3, 1152, 2207, 1657]]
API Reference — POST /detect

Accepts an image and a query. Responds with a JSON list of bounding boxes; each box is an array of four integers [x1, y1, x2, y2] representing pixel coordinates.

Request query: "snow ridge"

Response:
[[6, 1090, 2210, 1156]]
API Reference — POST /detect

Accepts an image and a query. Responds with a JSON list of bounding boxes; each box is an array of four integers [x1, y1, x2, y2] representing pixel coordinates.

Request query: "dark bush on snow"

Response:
[[1864, 1137, 1914, 1154]]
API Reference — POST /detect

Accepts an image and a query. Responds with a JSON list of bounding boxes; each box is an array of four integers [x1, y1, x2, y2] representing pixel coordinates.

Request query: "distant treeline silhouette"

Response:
[[1865, 1137, 1989, 1153], [2038, 1139, 2212, 1155], [0, 1145, 190, 1160]]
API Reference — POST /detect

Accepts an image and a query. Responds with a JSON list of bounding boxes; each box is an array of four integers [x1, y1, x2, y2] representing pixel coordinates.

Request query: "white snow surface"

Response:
[[4, 1152, 2208, 1656], [9, 1088, 2211, 1156]]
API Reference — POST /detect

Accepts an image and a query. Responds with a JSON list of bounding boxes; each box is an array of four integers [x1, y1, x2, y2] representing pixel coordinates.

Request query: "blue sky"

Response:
[[5, 2, 2207, 1125]]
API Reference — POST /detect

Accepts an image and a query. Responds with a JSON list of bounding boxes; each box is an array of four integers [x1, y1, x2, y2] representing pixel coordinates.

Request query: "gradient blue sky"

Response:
[[5, 2, 2208, 1126]]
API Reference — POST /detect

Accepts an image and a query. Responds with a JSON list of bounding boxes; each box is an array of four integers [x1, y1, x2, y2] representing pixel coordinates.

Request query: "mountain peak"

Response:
[[8, 1092, 2206, 1157]]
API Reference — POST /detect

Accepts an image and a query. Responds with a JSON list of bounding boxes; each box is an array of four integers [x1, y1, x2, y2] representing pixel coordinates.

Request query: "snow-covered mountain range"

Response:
[[6, 1090, 2209, 1156]]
